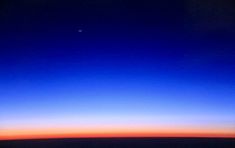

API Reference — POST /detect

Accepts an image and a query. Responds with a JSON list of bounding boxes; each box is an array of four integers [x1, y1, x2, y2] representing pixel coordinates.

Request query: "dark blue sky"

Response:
[[0, 0, 235, 138]]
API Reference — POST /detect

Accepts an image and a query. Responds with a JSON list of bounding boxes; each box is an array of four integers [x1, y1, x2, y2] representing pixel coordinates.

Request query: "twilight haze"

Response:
[[0, 0, 235, 140]]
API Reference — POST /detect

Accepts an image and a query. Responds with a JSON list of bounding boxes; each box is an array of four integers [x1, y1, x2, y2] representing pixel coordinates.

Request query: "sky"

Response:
[[0, 0, 235, 140]]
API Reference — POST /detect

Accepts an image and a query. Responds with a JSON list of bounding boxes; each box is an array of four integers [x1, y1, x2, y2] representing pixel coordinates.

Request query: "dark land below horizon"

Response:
[[0, 137, 235, 148]]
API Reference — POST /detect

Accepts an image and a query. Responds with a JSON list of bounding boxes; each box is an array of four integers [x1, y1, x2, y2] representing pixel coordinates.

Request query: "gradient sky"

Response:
[[0, 0, 235, 139]]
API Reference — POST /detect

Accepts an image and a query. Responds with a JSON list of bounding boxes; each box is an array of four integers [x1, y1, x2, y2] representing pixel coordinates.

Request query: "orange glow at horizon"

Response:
[[1, 125, 235, 140]]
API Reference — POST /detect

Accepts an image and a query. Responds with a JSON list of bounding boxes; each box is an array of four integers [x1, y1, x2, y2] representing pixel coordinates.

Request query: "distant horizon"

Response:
[[1, 125, 235, 140], [1, 135, 235, 141]]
